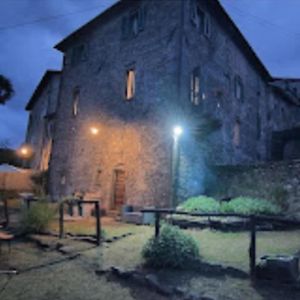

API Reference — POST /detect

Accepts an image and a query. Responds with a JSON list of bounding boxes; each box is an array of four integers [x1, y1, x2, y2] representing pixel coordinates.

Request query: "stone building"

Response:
[[25, 70, 61, 170], [25, 0, 300, 211]]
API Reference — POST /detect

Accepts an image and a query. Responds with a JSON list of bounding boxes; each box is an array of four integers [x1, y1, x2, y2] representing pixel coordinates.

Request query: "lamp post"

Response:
[[171, 126, 183, 208]]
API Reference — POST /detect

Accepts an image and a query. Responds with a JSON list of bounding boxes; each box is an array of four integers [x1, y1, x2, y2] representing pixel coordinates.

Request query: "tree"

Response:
[[0, 75, 14, 105]]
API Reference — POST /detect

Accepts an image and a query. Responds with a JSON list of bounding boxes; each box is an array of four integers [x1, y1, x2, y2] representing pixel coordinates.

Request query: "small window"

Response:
[[190, 67, 201, 105], [233, 119, 241, 147], [190, 67, 206, 104], [125, 69, 135, 100], [190, 0, 211, 36], [130, 11, 139, 36], [121, 6, 146, 39], [234, 76, 244, 101], [72, 88, 80, 116], [204, 14, 211, 37]]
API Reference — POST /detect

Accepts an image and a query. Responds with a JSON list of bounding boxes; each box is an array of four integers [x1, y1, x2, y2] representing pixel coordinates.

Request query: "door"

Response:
[[113, 169, 126, 210]]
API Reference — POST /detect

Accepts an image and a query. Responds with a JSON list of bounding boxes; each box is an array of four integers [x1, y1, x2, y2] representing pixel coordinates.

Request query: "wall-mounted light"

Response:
[[90, 126, 99, 135], [17, 145, 33, 159]]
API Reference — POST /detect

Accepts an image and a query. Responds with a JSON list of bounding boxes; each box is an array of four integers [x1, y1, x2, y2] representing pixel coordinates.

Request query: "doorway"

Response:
[[112, 169, 126, 210]]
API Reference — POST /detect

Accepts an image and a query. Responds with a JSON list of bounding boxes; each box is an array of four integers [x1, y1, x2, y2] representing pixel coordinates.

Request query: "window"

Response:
[[234, 76, 244, 101], [190, 0, 211, 36], [233, 119, 241, 147], [190, 67, 201, 105], [122, 6, 146, 39], [125, 69, 135, 100], [191, 67, 206, 105], [72, 88, 80, 116], [71, 44, 88, 66], [204, 14, 211, 37]]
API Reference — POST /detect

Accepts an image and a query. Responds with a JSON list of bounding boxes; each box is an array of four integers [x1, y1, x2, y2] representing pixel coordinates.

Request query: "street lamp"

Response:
[[173, 126, 183, 139], [171, 125, 183, 208]]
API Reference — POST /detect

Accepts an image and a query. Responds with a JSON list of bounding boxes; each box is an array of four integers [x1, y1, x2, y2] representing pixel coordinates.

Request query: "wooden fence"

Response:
[[141, 208, 300, 278]]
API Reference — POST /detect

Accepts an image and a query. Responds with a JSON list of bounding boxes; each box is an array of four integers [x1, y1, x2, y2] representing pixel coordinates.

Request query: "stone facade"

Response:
[[212, 160, 300, 219], [25, 71, 61, 170], [25, 0, 300, 209]]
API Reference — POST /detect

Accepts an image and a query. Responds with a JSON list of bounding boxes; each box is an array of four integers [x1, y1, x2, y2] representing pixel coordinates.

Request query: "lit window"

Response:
[[234, 76, 244, 101], [233, 120, 241, 147], [190, 67, 202, 105], [72, 88, 80, 116], [125, 69, 135, 100]]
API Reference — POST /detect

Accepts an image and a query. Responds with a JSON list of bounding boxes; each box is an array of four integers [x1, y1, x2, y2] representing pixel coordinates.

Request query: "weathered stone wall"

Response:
[[49, 0, 183, 209], [47, 0, 300, 209], [26, 73, 60, 170], [212, 160, 300, 218], [179, 0, 300, 166]]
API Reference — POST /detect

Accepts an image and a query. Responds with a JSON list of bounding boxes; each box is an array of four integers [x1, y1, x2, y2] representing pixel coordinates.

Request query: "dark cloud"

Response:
[[1, 0, 299, 148]]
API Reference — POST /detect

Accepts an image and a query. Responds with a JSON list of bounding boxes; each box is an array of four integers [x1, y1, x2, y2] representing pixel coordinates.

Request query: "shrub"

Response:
[[142, 224, 200, 268], [21, 198, 57, 234], [177, 195, 220, 213], [221, 197, 281, 215]]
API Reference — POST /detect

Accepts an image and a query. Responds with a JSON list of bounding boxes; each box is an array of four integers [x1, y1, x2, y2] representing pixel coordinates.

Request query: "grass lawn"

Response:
[[49, 218, 300, 272], [188, 228, 300, 271], [1, 221, 300, 300]]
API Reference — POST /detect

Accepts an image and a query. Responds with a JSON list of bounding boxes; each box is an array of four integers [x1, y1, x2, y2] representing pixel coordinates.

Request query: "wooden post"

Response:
[[249, 216, 257, 278], [59, 202, 64, 239], [95, 201, 101, 246], [155, 211, 160, 238], [4, 199, 9, 226], [26, 198, 31, 209]]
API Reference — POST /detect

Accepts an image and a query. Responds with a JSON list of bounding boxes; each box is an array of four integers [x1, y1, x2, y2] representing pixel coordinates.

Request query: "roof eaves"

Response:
[[54, 0, 124, 52], [214, 0, 271, 80]]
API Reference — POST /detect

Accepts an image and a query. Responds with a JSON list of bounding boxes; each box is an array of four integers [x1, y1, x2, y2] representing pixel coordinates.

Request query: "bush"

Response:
[[21, 198, 57, 234], [221, 197, 281, 215], [142, 224, 200, 268], [177, 195, 220, 213]]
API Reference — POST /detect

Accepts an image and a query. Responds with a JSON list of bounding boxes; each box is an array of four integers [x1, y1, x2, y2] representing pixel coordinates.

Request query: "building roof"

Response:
[[54, 0, 271, 80], [25, 70, 61, 111], [55, 0, 124, 51]]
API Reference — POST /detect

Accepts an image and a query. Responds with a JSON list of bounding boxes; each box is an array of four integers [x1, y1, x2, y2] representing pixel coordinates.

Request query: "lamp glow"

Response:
[[173, 126, 183, 138], [18, 145, 32, 159], [90, 127, 99, 135]]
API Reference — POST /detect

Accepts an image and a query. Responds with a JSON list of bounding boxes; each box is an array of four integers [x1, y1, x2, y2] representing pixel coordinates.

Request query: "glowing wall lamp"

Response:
[[17, 145, 32, 159], [90, 126, 99, 135]]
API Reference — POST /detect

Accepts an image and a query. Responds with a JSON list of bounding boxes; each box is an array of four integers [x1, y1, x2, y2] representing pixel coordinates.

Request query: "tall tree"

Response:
[[0, 75, 14, 105]]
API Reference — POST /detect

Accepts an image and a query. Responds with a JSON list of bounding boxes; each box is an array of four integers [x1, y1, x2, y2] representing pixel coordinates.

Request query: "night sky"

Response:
[[1, 0, 300, 148]]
